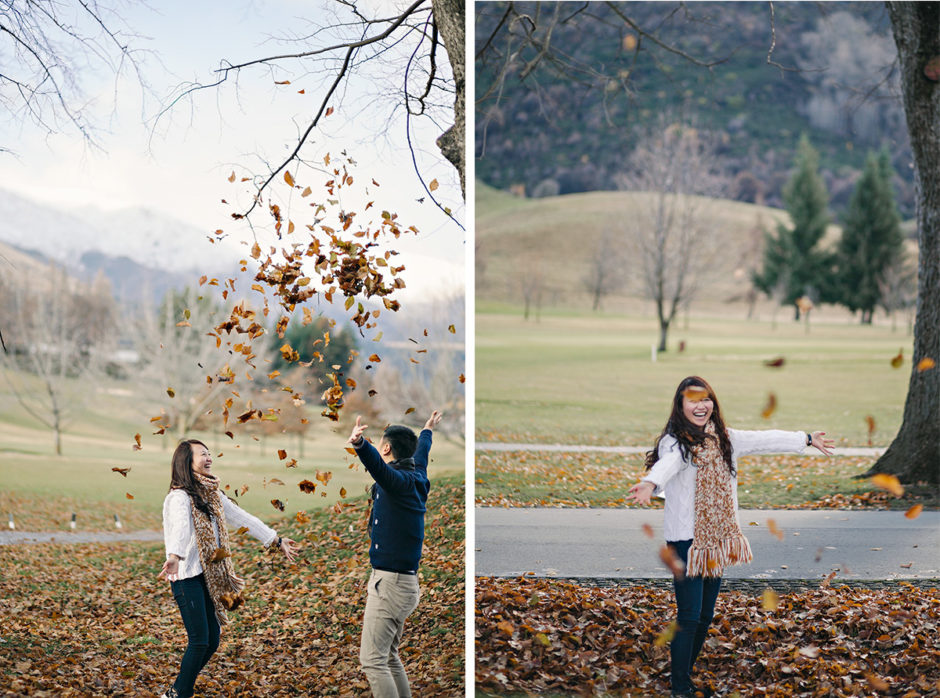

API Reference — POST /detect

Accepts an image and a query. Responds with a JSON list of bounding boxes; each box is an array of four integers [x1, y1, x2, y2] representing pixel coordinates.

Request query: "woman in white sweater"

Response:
[[627, 376, 833, 698], [158, 439, 299, 698]]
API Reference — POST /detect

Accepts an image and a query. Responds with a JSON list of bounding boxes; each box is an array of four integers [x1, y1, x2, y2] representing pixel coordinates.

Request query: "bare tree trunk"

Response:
[[864, 3, 940, 484], [432, 0, 465, 197]]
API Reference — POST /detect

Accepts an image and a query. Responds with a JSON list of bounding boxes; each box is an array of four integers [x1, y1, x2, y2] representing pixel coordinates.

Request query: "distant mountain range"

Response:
[[0, 188, 244, 304]]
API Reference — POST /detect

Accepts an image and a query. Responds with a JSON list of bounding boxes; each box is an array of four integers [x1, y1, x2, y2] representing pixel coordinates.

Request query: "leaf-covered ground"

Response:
[[0, 478, 464, 696], [475, 453, 939, 510], [475, 576, 940, 697]]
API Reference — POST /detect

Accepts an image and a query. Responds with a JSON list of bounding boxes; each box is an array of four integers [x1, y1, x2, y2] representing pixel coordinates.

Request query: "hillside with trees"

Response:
[[475, 2, 913, 216]]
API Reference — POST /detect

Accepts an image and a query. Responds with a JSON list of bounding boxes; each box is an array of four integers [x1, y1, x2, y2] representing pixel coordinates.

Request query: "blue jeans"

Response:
[[170, 574, 220, 698], [669, 540, 721, 694]]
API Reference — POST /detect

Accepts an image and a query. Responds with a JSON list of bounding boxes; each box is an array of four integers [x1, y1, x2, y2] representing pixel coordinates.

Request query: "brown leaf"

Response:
[[298, 480, 317, 494], [905, 504, 923, 519], [496, 620, 514, 637], [270, 499, 285, 511], [659, 545, 685, 578], [284, 171, 295, 187], [235, 526, 249, 535], [339, 487, 347, 498], [166, 387, 175, 398], [277, 449, 287, 460], [210, 548, 230, 562], [405, 407, 416, 415], [866, 673, 890, 691], [917, 357, 936, 372], [133, 433, 142, 451], [763, 356, 785, 368], [429, 178, 439, 192], [125, 493, 134, 500], [683, 387, 708, 401], [761, 588, 779, 611], [315, 470, 333, 486], [890, 349, 903, 368], [641, 523, 654, 539], [111, 467, 130, 477], [654, 620, 678, 647], [767, 518, 784, 541], [761, 392, 777, 419], [870, 473, 904, 497]]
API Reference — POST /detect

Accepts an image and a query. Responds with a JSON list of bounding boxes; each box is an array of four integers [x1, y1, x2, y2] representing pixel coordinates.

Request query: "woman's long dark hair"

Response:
[[169, 439, 214, 518], [644, 376, 735, 475]]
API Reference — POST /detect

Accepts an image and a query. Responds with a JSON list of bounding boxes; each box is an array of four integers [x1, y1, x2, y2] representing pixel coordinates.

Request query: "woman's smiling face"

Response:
[[682, 391, 714, 427], [191, 443, 213, 477]]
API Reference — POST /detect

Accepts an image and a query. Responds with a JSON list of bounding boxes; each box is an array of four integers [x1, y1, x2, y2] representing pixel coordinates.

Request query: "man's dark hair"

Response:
[[382, 425, 418, 460]]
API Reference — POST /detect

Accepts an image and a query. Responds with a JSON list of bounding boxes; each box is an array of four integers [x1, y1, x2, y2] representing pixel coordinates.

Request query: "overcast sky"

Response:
[[0, 0, 464, 300]]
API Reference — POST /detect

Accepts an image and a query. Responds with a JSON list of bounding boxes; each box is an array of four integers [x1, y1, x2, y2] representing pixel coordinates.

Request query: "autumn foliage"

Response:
[[0, 479, 464, 695], [476, 576, 940, 697]]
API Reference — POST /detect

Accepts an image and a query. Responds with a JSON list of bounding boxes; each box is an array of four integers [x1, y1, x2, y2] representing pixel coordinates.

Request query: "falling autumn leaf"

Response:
[[132, 433, 142, 451], [265, 478, 285, 487], [458, 374, 466, 384], [235, 526, 249, 535], [298, 480, 317, 494], [209, 548, 230, 562], [641, 523, 654, 539], [865, 415, 876, 446], [125, 493, 134, 500], [683, 387, 708, 401], [294, 511, 310, 524], [111, 467, 130, 477], [763, 356, 785, 368], [368, 353, 381, 363], [284, 171, 295, 187], [339, 487, 347, 498], [890, 349, 903, 368], [405, 407, 416, 415], [767, 518, 784, 541], [428, 178, 439, 192], [870, 473, 904, 497], [905, 504, 923, 519], [277, 449, 287, 460], [270, 499, 285, 511], [654, 620, 678, 647], [315, 470, 333, 486], [659, 545, 685, 578], [166, 388, 175, 398], [761, 588, 779, 611], [917, 357, 936, 372], [761, 392, 777, 419]]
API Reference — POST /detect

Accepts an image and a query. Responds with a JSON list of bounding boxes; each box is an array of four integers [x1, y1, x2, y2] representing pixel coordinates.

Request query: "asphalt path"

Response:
[[476, 443, 884, 457], [0, 530, 162, 546], [475, 508, 940, 581]]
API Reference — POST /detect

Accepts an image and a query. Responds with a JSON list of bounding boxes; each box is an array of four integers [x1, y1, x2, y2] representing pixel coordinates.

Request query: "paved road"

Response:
[[0, 530, 162, 546], [475, 508, 940, 581], [477, 443, 884, 457]]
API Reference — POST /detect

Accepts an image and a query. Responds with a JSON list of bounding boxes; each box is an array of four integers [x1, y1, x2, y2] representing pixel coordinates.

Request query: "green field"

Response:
[[476, 307, 913, 447], [0, 374, 464, 532]]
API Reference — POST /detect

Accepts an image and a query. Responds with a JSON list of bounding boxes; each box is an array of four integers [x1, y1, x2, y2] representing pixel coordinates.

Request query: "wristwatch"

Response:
[[806, 432, 813, 446]]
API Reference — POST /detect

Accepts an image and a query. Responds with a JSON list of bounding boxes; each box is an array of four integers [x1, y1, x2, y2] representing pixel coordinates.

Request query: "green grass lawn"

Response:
[[475, 308, 913, 447], [0, 378, 464, 532]]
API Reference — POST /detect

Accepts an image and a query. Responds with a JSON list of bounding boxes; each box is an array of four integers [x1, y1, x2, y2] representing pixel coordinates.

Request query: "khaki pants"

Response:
[[359, 569, 421, 697]]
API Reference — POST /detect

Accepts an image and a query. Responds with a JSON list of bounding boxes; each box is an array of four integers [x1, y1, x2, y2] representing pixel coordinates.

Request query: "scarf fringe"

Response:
[[687, 534, 753, 578]]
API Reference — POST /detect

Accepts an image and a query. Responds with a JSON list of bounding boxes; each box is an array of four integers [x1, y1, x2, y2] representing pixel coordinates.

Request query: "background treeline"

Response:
[[475, 2, 912, 216]]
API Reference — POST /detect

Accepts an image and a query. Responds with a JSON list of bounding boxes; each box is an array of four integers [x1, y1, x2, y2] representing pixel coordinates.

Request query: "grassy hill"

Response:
[[475, 181, 916, 320]]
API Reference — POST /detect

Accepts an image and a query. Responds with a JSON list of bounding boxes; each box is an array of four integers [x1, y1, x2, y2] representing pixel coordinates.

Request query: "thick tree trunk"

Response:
[[432, 0, 465, 198], [865, 3, 940, 484]]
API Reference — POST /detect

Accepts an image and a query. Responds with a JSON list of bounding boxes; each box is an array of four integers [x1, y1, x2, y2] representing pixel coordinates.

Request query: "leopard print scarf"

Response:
[[687, 421, 752, 578], [190, 473, 246, 625]]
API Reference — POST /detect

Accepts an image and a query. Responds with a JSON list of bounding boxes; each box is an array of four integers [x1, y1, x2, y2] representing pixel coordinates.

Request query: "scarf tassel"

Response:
[[687, 534, 753, 578]]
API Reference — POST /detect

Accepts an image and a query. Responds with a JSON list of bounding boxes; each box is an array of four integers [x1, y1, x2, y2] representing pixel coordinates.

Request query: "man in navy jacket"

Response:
[[348, 410, 442, 697]]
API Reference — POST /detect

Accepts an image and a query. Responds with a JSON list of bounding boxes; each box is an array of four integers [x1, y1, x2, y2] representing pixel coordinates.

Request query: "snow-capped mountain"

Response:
[[0, 188, 245, 303]]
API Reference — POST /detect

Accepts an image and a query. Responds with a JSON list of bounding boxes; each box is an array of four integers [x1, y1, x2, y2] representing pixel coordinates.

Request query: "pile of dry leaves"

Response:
[[476, 576, 940, 697]]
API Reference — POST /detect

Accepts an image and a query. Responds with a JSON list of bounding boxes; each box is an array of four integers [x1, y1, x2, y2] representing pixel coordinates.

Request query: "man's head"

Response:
[[377, 424, 418, 463]]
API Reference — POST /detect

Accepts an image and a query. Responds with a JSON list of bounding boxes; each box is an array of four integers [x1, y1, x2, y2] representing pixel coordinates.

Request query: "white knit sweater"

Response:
[[163, 489, 278, 580], [641, 429, 808, 542]]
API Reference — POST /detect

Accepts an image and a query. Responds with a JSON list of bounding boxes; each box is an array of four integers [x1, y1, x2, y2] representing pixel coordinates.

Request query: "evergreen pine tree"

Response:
[[836, 149, 904, 323], [753, 135, 832, 319]]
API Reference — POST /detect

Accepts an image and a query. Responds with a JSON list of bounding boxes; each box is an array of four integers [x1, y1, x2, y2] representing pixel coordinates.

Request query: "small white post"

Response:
[[651, 344, 657, 363], [8, 513, 14, 530], [70, 513, 77, 531], [114, 514, 122, 529]]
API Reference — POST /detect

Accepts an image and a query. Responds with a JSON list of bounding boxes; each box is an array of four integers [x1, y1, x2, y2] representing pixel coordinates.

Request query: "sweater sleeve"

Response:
[[221, 495, 278, 547], [413, 429, 432, 471], [355, 438, 414, 494], [730, 429, 808, 457], [641, 435, 685, 496], [163, 490, 193, 561]]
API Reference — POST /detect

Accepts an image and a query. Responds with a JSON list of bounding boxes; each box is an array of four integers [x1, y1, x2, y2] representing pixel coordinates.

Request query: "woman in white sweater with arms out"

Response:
[[627, 376, 834, 698], [157, 439, 299, 698]]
